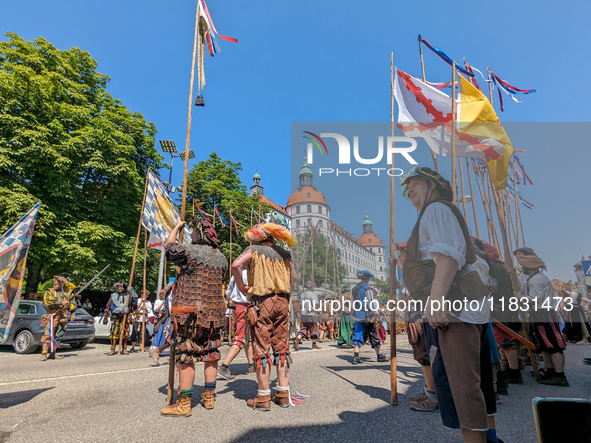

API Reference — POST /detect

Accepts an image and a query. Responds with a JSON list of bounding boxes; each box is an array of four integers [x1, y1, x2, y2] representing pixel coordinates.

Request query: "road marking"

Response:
[[0, 366, 166, 387]]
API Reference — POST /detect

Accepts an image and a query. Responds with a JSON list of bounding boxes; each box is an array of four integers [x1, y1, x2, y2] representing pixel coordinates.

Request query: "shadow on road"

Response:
[[0, 387, 54, 409]]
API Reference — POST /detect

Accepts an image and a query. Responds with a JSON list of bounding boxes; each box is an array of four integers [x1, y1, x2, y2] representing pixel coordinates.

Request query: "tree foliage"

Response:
[[0, 33, 163, 292]]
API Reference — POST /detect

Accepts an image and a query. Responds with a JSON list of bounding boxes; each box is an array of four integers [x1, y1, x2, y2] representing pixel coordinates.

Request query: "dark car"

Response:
[[2, 300, 95, 354]]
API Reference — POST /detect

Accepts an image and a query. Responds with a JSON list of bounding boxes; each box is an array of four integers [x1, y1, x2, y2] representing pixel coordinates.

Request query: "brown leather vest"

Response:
[[404, 199, 476, 302]]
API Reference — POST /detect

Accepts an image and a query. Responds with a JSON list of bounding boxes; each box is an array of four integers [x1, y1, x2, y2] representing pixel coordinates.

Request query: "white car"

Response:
[[94, 314, 154, 339]]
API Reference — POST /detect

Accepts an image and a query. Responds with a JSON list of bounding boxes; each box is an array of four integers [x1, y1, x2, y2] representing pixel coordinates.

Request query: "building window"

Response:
[[318, 206, 322, 214], [379, 257, 381, 262], [307, 205, 311, 213], [307, 192, 311, 198], [318, 220, 323, 228], [380, 266, 383, 271], [369, 238, 371, 243], [296, 206, 300, 214], [296, 219, 300, 228]]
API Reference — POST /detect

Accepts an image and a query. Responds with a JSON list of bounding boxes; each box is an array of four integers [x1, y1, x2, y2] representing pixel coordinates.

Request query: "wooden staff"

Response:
[[450, 61, 457, 204], [483, 168, 502, 258], [503, 190, 514, 252], [465, 159, 481, 239], [119, 169, 150, 355], [310, 219, 315, 283], [505, 189, 518, 250], [513, 166, 527, 245], [167, 0, 200, 406], [418, 34, 439, 172], [140, 228, 147, 352], [458, 158, 468, 222], [473, 165, 492, 243], [389, 52, 398, 406], [324, 235, 329, 297]]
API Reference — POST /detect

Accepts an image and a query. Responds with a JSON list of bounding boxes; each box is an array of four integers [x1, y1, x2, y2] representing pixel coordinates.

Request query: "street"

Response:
[[1, 337, 590, 443]]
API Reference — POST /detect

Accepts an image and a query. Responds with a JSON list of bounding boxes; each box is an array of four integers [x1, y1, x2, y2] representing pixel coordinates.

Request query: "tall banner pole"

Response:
[[458, 158, 468, 222], [140, 228, 147, 352], [167, 0, 200, 406], [389, 52, 398, 406], [450, 61, 457, 204], [119, 169, 150, 354], [465, 159, 481, 239], [418, 34, 439, 172]]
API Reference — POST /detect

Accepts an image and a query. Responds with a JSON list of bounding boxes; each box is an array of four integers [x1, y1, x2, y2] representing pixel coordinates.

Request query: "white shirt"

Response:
[[137, 300, 154, 318], [300, 290, 319, 316], [419, 202, 488, 324], [522, 272, 556, 308], [82, 302, 92, 310], [225, 270, 249, 304]]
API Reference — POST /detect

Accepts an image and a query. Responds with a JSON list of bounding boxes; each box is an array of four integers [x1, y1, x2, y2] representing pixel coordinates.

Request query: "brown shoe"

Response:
[[272, 390, 290, 408], [151, 348, 160, 365], [311, 343, 321, 350], [160, 394, 192, 417], [409, 391, 428, 403], [200, 389, 215, 410], [40, 353, 48, 362], [409, 396, 438, 412], [107, 347, 116, 356], [48, 353, 63, 360], [293, 337, 300, 351], [246, 394, 271, 411], [122, 349, 129, 355]]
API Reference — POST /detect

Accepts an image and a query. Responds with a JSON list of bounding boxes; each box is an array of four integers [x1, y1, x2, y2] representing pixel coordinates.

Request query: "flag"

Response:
[[231, 215, 240, 235], [147, 231, 165, 252], [394, 68, 508, 163], [214, 205, 227, 227], [0, 203, 40, 344], [283, 215, 290, 231], [142, 170, 191, 243], [251, 208, 260, 224], [194, 201, 212, 222], [419, 38, 474, 78], [458, 75, 514, 189], [489, 70, 536, 111]]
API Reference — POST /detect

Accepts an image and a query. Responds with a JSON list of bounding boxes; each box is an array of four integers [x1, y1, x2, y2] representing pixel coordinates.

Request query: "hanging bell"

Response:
[[194, 94, 205, 107]]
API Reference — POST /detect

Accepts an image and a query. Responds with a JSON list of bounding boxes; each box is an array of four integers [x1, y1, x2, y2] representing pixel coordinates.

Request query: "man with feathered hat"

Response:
[[40, 275, 76, 361], [232, 223, 297, 411], [160, 215, 228, 417]]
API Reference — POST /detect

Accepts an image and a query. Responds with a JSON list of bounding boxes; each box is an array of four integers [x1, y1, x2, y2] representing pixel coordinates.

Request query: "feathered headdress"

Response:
[[244, 223, 297, 248]]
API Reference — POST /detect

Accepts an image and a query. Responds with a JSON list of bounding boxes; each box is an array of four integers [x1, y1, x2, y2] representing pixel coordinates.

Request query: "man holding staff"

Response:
[[160, 216, 227, 416]]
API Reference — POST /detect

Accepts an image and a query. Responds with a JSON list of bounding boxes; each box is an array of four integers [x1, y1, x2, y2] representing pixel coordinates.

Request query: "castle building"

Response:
[[251, 160, 388, 283]]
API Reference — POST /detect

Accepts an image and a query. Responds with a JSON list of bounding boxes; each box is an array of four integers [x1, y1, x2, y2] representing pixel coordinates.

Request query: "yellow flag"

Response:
[[458, 76, 513, 189]]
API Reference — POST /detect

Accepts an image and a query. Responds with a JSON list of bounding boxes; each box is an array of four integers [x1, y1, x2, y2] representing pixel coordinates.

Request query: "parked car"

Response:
[[94, 312, 154, 339], [2, 301, 96, 354]]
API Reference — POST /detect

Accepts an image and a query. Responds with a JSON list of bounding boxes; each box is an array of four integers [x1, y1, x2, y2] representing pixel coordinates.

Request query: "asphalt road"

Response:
[[1, 338, 590, 443]]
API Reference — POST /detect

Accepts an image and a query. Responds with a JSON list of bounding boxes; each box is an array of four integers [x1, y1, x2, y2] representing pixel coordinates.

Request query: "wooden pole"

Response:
[[311, 220, 315, 283], [505, 189, 518, 250], [140, 228, 147, 352], [119, 169, 150, 355], [473, 166, 492, 243], [465, 159, 481, 239], [418, 34, 439, 172], [458, 158, 468, 222], [389, 52, 398, 406], [324, 235, 329, 297], [167, 0, 200, 406], [229, 209, 233, 266], [450, 62, 457, 204], [513, 167, 521, 247]]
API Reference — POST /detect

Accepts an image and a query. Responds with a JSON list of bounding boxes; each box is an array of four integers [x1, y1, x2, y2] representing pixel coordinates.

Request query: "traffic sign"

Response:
[[582, 260, 591, 277]]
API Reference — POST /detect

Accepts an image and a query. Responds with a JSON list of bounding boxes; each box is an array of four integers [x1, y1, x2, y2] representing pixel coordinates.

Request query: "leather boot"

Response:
[[122, 348, 129, 355], [151, 348, 160, 365], [40, 353, 48, 361], [160, 394, 192, 417], [49, 352, 63, 360], [107, 346, 116, 356], [200, 389, 215, 410], [311, 342, 320, 350], [246, 394, 271, 411], [272, 390, 290, 408]]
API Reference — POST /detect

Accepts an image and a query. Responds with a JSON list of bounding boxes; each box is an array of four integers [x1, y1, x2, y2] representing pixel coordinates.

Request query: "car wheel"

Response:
[[69, 341, 88, 349], [13, 330, 38, 354]]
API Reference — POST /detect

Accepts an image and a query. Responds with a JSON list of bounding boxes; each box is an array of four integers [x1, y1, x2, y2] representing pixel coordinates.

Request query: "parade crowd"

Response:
[[36, 166, 591, 443]]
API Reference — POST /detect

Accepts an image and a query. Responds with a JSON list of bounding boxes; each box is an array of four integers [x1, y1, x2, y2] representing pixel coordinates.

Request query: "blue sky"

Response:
[[2, 0, 590, 281]]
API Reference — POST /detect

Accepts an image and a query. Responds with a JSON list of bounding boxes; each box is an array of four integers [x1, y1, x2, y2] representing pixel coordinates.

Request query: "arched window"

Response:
[[307, 192, 311, 198]]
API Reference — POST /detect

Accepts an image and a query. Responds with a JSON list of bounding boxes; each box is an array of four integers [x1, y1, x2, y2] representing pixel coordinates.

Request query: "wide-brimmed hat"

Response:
[[513, 247, 536, 256], [356, 270, 374, 280], [401, 167, 453, 202]]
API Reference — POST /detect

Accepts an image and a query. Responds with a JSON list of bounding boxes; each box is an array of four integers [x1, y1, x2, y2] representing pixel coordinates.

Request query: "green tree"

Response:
[[0, 33, 163, 293], [293, 231, 346, 292], [185, 152, 268, 268]]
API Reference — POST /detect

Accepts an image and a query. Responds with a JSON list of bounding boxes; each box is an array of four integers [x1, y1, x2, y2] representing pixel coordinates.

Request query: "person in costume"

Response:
[[516, 250, 569, 387], [107, 282, 137, 356], [40, 276, 76, 361], [130, 290, 153, 353], [350, 270, 387, 364], [160, 216, 228, 416], [401, 167, 498, 443], [231, 223, 296, 411], [337, 289, 354, 347], [217, 268, 254, 380], [150, 282, 173, 365], [294, 280, 320, 351]]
